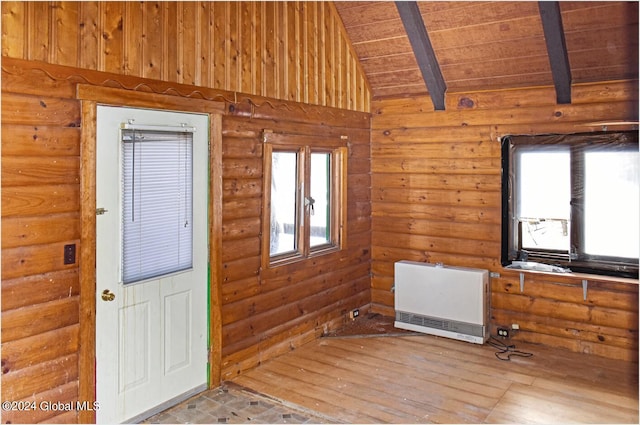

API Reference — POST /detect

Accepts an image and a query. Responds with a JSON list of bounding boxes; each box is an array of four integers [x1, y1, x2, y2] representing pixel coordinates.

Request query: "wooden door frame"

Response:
[[78, 85, 224, 423]]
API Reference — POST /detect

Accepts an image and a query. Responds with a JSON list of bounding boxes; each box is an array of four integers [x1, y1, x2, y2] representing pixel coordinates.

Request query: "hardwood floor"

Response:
[[231, 334, 639, 424]]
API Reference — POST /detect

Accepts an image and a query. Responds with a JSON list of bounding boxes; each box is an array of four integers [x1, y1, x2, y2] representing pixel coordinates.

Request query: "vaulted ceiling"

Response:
[[334, 1, 639, 105]]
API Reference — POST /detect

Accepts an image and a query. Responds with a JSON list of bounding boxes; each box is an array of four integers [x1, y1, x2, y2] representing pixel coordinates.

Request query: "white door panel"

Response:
[[164, 290, 192, 373]]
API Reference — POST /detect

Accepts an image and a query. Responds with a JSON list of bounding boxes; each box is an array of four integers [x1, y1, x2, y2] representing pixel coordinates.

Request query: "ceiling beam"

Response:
[[395, 1, 446, 110], [538, 1, 572, 104]]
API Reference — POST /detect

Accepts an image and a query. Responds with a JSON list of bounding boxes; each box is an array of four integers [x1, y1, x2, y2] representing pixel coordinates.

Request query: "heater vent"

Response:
[[395, 311, 484, 338], [394, 261, 489, 344]]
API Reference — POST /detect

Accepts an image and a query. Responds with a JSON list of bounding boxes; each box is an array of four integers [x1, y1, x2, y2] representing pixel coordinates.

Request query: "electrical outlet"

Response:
[[349, 309, 360, 320], [497, 328, 509, 338], [64, 244, 76, 265]]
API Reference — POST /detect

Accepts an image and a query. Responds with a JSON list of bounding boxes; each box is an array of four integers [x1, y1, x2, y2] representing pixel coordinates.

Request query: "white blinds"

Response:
[[121, 130, 193, 284]]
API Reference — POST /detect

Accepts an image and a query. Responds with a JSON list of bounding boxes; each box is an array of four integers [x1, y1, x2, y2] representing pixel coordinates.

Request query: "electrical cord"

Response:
[[487, 336, 534, 361]]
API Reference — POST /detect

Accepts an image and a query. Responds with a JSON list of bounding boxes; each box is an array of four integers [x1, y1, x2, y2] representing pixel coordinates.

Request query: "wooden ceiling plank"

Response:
[[350, 14, 544, 48], [419, 1, 540, 32], [372, 85, 429, 100], [564, 26, 639, 56], [334, 2, 400, 29], [426, 40, 549, 67], [353, 40, 416, 61], [561, 2, 638, 32], [571, 66, 639, 84], [395, 1, 446, 110], [538, 1, 572, 104], [346, 19, 405, 45], [368, 55, 552, 88]]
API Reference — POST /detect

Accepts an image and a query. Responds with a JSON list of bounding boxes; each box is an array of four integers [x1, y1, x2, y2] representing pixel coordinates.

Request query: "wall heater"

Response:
[[394, 260, 489, 344]]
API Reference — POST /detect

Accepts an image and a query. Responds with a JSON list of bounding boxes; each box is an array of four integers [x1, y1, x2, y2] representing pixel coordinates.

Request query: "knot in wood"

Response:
[[458, 97, 475, 109]]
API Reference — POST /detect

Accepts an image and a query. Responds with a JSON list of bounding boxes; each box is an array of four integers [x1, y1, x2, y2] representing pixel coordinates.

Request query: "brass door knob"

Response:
[[101, 289, 115, 301]]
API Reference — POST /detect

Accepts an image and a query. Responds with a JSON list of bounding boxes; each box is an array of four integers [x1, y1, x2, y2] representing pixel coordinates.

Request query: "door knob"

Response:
[[101, 289, 115, 301]]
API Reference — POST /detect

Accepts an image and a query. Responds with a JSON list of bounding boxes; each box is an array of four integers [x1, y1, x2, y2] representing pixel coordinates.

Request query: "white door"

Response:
[[95, 106, 209, 423]]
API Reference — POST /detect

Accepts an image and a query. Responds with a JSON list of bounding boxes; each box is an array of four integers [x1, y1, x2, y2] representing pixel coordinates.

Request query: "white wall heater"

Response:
[[394, 260, 489, 344]]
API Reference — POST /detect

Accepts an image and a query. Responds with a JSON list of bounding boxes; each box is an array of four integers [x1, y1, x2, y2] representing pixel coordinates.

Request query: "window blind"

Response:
[[121, 130, 193, 284]]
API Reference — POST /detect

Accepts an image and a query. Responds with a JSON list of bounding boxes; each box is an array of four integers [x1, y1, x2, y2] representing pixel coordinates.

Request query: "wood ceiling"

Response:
[[334, 1, 639, 104]]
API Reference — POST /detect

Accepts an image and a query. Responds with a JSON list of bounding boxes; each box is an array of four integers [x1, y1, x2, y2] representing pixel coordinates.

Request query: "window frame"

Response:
[[261, 131, 348, 268], [501, 131, 639, 278]]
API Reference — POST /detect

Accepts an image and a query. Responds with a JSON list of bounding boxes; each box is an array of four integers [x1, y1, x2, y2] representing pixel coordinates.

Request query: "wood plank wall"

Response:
[[1, 48, 370, 425], [370, 81, 639, 361], [0, 1, 369, 112]]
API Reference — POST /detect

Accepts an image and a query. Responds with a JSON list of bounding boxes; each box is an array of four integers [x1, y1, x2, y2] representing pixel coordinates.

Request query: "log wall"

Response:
[[370, 81, 639, 361], [0, 1, 369, 112], [219, 93, 372, 379], [0, 56, 370, 423], [1, 63, 83, 424]]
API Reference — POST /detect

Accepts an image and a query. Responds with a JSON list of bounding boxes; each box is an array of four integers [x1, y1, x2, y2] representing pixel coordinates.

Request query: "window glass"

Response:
[[122, 130, 193, 284], [584, 150, 639, 258], [517, 149, 570, 252], [310, 152, 331, 248], [517, 149, 571, 252], [270, 151, 298, 256]]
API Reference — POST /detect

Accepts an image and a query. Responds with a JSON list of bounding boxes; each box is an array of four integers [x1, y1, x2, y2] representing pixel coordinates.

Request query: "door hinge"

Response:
[[96, 207, 108, 215]]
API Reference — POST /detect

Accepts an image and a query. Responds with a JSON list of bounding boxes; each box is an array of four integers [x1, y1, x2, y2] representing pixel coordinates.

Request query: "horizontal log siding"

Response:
[[370, 81, 639, 361], [219, 114, 371, 379], [1, 57, 371, 423], [492, 271, 638, 360], [0, 1, 370, 113], [1, 88, 82, 423]]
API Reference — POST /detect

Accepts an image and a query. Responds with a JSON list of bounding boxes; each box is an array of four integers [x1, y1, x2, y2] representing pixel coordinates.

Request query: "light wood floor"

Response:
[[232, 334, 639, 424]]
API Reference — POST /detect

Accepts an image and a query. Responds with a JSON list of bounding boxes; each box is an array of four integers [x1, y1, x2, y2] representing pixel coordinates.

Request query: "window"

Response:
[[262, 131, 347, 266], [122, 129, 194, 284], [501, 131, 638, 278]]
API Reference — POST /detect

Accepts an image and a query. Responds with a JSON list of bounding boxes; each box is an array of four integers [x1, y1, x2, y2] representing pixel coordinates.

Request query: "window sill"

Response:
[[499, 266, 639, 286], [265, 246, 341, 270]]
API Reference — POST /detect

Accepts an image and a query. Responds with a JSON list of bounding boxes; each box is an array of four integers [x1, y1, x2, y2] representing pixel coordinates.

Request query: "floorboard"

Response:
[[231, 334, 639, 424]]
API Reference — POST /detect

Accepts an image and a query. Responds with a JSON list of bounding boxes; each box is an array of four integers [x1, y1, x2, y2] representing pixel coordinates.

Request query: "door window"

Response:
[[121, 129, 194, 284]]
